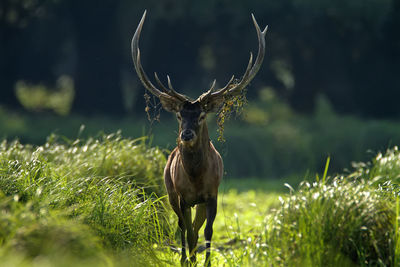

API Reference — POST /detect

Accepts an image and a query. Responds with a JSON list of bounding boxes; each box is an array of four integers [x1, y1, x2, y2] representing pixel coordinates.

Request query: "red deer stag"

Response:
[[131, 10, 267, 266]]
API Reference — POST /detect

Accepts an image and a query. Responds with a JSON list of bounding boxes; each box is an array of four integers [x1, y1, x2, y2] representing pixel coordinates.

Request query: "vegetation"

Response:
[[263, 171, 398, 266], [1, 0, 399, 118], [0, 133, 172, 266], [2, 1, 399, 265], [210, 149, 400, 266], [0, 131, 399, 266], [3, 92, 400, 178]]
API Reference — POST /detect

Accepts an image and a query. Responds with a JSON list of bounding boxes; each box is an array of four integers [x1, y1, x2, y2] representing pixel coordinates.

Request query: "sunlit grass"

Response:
[[154, 185, 281, 266], [0, 133, 399, 266], [0, 133, 173, 266], [170, 152, 400, 266], [264, 179, 395, 266]]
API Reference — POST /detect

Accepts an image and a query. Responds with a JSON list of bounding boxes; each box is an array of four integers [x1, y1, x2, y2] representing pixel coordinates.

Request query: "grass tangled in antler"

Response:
[[217, 88, 247, 142], [144, 93, 161, 123], [143, 85, 247, 143]]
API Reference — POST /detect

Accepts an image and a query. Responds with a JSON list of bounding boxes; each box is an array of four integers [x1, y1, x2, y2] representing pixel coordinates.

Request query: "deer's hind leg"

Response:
[[204, 197, 217, 267]]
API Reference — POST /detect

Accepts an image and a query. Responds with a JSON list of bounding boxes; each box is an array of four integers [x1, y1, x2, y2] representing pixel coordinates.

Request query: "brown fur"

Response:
[[165, 130, 223, 207], [132, 12, 267, 266], [164, 120, 223, 265]]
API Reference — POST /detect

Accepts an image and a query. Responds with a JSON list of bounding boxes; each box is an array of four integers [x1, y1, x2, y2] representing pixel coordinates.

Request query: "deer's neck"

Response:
[[179, 123, 210, 178]]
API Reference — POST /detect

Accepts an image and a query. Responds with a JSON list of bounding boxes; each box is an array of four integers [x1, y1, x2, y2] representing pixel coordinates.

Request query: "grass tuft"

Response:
[[1, 132, 400, 266], [0, 133, 173, 266]]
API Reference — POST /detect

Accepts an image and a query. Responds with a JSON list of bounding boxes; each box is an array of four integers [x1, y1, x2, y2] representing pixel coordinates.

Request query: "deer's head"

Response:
[[131, 11, 267, 145]]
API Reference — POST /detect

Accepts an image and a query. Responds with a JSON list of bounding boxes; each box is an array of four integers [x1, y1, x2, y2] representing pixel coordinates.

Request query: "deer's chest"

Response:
[[170, 157, 220, 207]]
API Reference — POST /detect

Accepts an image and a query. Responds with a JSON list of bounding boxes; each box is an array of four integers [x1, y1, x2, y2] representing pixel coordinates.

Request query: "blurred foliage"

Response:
[[2, 95, 400, 179], [216, 93, 400, 178], [1, 0, 399, 117], [1, 0, 400, 179], [242, 87, 293, 125], [0, 0, 54, 28], [15, 75, 74, 115]]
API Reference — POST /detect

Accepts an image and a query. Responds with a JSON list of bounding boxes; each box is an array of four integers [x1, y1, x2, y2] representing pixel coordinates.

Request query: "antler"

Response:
[[131, 11, 190, 105], [198, 14, 268, 109], [132, 11, 267, 113]]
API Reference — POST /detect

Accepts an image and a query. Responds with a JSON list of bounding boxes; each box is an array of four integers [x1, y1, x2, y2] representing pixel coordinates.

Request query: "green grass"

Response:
[[264, 179, 396, 266], [3, 97, 400, 179], [0, 133, 174, 266], [0, 133, 399, 266]]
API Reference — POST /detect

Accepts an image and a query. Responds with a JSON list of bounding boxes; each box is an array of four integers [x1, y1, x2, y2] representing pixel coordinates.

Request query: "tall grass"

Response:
[[0, 132, 173, 266], [1, 131, 400, 266], [209, 148, 400, 266], [263, 178, 395, 266], [233, 149, 400, 266]]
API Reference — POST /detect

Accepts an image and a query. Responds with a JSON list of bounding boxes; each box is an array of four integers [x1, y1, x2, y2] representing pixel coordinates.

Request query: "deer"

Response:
[[131, 10, 267, 266]]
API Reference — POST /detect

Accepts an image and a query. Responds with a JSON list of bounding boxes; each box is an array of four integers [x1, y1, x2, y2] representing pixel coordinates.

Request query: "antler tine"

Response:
[[208, 53, 253, 98], [132, 11, 190, 102], [167, 75, 190, 101], [198, 79, 217, 101], [202, 14, 267, 101], [154, 72, 169, 93], [226, 14, 267, 97], [208, 75, 235, 97], [131, 11, 164, 97], [154, 72, 190, 102], [209, 79, 217, 92]]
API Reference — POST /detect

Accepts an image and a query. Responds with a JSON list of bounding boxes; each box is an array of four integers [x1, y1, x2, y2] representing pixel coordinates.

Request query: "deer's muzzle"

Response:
[[181, 129, 195, 141]]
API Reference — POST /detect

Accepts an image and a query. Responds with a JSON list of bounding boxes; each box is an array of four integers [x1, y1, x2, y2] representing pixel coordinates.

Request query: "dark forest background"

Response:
[[2, 0, 399, 117], [1, 0, 400, 178]]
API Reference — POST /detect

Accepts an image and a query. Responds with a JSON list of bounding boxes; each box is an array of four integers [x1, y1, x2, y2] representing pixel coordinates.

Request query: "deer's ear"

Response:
[[159, 95, 182, 113], [201, 95, 224, 113]]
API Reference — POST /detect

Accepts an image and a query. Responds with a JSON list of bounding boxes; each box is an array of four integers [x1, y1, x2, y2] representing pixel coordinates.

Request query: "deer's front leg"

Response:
[[180, 199, 196, 265], [204, 197, 217, 267], [178, 218, 187, 266]]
